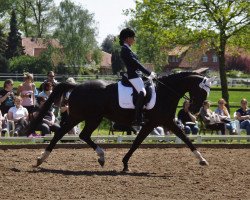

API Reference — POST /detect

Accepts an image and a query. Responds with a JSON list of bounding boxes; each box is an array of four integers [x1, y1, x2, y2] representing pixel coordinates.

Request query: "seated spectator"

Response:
[[215, 98, 237, 134], [17, 72, 36, 114], [177, 100, 199, 135], [33, 96, 60, 136], [39, 71, 58, 92], [199, 100, 225, 135], [7, 96, 29, 137], [0, 79, 15, 135], [0, 79, 15, 115], [38, 81, 53, 100], [235, 98, 250, 135]]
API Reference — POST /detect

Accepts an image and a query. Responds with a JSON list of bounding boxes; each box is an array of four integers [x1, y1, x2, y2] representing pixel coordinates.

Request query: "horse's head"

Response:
[[188, 76, 215, 114]]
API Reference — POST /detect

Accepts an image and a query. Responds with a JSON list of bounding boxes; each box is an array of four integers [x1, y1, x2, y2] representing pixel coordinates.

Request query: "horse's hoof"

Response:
[[122, 166, 130, 172], [199, 160, 209, 166], [98, 158, 105, 167], [35, 158, 43, 167]]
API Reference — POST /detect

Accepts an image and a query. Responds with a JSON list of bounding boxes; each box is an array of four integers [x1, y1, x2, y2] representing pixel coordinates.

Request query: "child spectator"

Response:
[[7, 96, 29, 137]]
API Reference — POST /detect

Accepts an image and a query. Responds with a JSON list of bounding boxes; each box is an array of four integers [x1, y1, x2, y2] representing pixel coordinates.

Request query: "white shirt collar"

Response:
[[124, 43, 131, 50]]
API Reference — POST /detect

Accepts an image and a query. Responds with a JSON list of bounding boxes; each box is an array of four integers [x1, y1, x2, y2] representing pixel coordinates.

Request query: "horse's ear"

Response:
[[206, 77, 216, 86]]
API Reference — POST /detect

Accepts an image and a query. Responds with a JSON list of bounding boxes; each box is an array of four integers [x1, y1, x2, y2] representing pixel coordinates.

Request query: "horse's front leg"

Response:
[[35, 121, 77, 167], [168, 120, 209, 166], [122, 124, 155, 172]]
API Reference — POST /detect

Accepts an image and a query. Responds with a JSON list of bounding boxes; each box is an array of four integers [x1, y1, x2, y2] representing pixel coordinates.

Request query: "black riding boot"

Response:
[[133, 91, 146, 126]]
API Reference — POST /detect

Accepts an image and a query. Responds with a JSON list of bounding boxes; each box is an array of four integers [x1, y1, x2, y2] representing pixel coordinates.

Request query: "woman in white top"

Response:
[[7, 96, 29, 136], [214, 98, 236, 134]]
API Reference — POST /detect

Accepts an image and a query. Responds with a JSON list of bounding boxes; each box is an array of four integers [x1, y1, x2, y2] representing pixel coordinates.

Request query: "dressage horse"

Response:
[[28, 72, 213, 171]]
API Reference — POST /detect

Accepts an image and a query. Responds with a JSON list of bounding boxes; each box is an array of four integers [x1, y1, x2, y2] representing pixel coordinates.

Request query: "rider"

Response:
[[119, 28, 156, 125]]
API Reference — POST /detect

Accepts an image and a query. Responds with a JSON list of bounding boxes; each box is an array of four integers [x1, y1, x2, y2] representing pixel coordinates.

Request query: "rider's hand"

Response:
[[149, 72, 157, 79]]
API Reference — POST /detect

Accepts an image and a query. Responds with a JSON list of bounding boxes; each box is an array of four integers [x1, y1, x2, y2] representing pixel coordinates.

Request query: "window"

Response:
[[202, 55, 208, 62], [212, 55, 218, 62]]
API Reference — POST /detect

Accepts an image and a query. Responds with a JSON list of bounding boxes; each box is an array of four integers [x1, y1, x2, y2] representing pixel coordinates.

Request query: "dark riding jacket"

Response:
[[120, 44, 151, 79]]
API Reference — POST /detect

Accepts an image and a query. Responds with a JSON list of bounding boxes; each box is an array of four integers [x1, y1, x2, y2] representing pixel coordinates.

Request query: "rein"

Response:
[[154, 77, 191, 101]]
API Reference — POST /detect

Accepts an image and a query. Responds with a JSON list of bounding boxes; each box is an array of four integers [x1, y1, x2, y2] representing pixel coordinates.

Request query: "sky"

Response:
[[54, 0, 136, 45]]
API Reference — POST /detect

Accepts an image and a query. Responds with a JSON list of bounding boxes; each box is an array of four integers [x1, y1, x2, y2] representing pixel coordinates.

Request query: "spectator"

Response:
[[38, 81, 53, 100], [199, 100, 226, 135], [0, 79, 15, 115], [33, 96, 60, 136], [0, 79, 15, 135], [60, 77, 78, 135], [7, 96, 29, 137], [0, 110, 3, 136], [17, 72, 36, 114], [177, 100, 199, 135], [215, 98, 236, 134], [236, 98, 250, 135], [39, 71, 58, 92]]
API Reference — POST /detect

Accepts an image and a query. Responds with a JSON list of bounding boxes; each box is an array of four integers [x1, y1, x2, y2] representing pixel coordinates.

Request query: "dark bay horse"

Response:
[[28, 72, 213, 171]]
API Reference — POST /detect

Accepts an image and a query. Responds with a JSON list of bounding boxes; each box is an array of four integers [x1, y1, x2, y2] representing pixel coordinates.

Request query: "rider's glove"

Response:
[[149, 72, 157, 80]]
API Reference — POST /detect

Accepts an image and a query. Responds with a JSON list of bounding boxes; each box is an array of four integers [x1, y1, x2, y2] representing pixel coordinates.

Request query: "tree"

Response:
[[101, 34, 114, 54], [53, 0, 98, 69], [111, 38, 125, 74], [5, 9, 24, 59], [0, 24, 6, 56], [130, 0, 250, 107], [25, 0, 55, 37]]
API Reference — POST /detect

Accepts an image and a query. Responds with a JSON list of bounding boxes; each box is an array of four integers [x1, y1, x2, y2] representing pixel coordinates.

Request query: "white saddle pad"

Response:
[[118, 81, 156, 110]]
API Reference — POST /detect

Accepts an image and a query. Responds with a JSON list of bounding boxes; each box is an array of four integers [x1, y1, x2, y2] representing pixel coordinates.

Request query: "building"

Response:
[[22, 37, 112, 73]]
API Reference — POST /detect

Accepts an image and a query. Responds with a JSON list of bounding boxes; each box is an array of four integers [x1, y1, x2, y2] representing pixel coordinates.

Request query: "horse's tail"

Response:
[[25, 82, 77, 135]]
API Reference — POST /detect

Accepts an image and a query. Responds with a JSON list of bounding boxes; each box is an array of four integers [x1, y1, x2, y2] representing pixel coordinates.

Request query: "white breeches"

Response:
[[129, 77, 146, 96]]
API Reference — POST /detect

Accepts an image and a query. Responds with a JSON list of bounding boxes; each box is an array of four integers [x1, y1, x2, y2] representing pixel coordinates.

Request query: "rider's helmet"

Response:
[[119, 28, 135, 46]]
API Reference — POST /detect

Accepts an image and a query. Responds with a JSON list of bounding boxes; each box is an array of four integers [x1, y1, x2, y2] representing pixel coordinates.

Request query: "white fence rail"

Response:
[[0, 135, 249, 144]]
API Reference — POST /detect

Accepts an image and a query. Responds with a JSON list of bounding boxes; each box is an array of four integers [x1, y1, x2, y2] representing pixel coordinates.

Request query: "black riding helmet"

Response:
[[119, 28, 135, 46]]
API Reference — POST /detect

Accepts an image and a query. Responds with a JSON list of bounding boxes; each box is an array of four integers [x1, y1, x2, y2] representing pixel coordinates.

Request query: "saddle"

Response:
[[120, 72, 153, 106]]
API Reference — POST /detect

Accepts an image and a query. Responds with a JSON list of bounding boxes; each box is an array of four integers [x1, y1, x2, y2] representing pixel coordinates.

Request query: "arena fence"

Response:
[[0, 135, 249, 144]]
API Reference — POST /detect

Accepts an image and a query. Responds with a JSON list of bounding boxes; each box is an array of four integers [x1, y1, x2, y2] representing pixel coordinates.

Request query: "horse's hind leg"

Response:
[[78, 118, 105, 167], [168, 121, 209, 166], [35, 120, 78, 167]]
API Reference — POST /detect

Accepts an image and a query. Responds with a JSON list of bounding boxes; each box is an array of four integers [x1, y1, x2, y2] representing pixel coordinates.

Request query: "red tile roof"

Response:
[[22, 37, 61, 57]]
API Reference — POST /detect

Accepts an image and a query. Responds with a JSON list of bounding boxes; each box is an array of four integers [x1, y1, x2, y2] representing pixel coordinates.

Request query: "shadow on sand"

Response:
[[26, 167, 172, 178]]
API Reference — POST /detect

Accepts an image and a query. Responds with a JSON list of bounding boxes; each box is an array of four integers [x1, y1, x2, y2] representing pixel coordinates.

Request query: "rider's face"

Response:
[[125, 37, 135, 46]]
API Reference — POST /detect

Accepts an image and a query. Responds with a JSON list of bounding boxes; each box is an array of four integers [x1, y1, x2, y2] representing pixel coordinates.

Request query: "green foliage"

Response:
[[101, 34, 114, 53], [0, 24, 6, 56], [111, 38, 125, 75], [53, 0, 98, 67], [227, 70, 250, 78], [0, 54, 9, 72], [9, 55, 52, 73], [5, 9, 24, 59], [129, 0, 250, 106]]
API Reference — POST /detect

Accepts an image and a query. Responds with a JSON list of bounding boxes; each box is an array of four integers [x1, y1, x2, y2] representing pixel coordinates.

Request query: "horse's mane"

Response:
[[159, 72, 203, 83]]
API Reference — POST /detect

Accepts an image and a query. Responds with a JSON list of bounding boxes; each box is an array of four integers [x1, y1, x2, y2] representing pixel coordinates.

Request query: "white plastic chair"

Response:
[[234, 112, 244, 135], [2, 114, 15, 137]]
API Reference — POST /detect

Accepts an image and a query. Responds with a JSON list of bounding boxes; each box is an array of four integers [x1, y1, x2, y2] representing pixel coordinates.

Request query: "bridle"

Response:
[[153, 77, 191, 101]]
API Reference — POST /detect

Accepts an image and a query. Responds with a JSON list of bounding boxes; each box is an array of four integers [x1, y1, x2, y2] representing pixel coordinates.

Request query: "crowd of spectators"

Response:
[[0, 71, 249, 138]]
